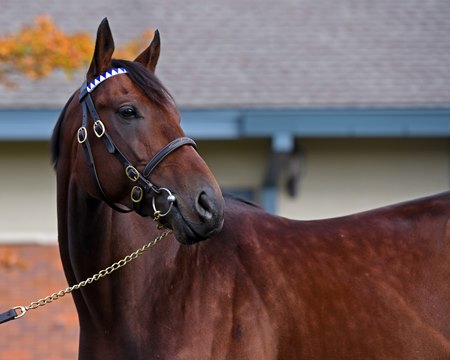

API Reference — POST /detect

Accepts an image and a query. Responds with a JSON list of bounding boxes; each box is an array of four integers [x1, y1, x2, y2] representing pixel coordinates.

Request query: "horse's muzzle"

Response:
[[170, 187, 224, 245]]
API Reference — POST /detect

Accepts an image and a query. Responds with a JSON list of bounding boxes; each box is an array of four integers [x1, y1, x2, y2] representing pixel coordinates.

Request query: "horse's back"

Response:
[[216, 191, 450, 359]]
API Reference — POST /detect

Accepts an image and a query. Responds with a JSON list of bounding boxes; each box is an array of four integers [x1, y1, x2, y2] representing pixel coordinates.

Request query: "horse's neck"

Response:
[[59, 183, 183, 328]]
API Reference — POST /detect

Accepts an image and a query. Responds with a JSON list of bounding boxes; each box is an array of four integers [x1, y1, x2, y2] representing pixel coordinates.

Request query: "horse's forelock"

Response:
[[111, 59, 174, 109]]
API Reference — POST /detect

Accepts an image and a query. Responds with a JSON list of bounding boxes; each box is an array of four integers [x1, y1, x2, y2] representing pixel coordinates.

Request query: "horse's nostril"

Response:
[[196, 192, 214, 221]]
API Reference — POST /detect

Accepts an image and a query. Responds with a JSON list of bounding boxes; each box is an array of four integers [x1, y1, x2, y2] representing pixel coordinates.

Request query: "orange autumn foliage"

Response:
[[0, 15, 154, 86]]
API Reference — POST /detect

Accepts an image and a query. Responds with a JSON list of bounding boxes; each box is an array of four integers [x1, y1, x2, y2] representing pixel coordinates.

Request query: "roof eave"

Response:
[[1, 107, 450, 141]]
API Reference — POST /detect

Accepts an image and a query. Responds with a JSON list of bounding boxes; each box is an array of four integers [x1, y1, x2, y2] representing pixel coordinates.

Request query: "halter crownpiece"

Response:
[[86, 67, 128, 93]]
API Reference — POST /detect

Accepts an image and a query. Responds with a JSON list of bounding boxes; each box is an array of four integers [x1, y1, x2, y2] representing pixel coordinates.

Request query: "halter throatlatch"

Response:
[[77, 67, 196, 217]]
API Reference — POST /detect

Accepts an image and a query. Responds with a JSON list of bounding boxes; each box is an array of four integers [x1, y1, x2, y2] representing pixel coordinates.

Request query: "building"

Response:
[[1, 0, 449, 243]]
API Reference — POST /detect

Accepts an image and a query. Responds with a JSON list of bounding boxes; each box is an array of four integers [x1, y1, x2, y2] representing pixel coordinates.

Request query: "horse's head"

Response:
[[54, 19, 224, 244]]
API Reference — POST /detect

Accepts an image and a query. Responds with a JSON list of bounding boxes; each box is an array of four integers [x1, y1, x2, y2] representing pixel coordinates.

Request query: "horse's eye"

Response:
[[118, 106, 138, 119]]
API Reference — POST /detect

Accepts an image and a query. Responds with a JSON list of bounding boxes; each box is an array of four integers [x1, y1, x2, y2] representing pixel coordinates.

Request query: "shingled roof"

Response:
[[0, 0, 449, 109]]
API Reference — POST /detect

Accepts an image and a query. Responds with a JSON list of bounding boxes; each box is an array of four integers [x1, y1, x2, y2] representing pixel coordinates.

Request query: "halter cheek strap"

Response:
[[77, 68, 196, 214], [79, 83, 133, 213]]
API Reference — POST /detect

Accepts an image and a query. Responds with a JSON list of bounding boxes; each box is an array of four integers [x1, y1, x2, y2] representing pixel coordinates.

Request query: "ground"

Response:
[[0, 244, 78, 359]]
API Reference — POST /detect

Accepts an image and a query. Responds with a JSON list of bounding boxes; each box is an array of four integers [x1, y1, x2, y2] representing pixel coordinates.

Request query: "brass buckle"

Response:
[[93, 120, 106, 138], [77, 127, 87, 143], [125, 165, 140, 182], [131, 186, 143, 203]]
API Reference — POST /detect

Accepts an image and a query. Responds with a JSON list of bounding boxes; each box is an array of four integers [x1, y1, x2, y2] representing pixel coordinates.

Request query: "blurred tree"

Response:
[[0, 15, 154, 86]]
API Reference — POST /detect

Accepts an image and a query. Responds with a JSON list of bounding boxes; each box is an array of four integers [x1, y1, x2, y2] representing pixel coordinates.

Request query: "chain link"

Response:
[[21, 229, 171, 314]]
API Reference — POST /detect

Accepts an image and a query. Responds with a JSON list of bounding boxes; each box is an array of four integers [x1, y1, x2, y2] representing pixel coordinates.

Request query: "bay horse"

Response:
[[52, 19, 450, 359]]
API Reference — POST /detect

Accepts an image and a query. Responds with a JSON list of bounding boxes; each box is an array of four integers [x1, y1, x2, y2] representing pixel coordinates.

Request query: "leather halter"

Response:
[[77, 68, 196, 214]]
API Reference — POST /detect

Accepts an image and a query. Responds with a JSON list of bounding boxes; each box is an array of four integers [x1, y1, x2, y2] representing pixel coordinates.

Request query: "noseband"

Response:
[[77, 67, 196, 215]]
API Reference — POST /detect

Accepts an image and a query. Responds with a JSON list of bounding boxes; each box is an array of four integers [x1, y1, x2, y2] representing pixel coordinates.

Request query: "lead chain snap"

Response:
[[13, 306, 27, 319]]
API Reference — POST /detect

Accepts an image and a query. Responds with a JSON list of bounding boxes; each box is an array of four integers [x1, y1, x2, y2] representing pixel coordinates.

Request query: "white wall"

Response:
[[0, 141, 57, 243], [279, 138, 450, 219], [198, 139, 271, 190]]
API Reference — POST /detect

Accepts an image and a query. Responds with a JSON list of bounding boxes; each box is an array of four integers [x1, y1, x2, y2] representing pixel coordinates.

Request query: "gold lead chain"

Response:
[[13, 229, 171, 319]]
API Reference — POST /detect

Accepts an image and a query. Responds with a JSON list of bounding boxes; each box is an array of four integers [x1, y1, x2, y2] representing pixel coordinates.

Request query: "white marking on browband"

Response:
[[86, 68, 128, 93]]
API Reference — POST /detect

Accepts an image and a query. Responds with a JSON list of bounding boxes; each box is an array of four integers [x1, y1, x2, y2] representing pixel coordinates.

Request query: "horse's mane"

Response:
[[51, 60, 174, 169], [51, 91, 76, 169], [223, 192, 261, 209]]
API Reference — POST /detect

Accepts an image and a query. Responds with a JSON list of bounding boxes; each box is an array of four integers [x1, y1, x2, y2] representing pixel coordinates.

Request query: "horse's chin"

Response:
[[132, 197, 224, 245], [167, 207, 224, 245]]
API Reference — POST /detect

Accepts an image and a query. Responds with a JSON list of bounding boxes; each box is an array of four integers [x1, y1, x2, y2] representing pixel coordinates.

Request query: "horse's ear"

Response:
[[134, 30, 160, 73], [87, 18, 115, 80]]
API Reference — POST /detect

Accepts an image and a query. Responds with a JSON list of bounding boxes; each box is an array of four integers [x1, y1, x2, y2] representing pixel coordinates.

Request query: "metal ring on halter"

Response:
[[152, 188, 176, 217]]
